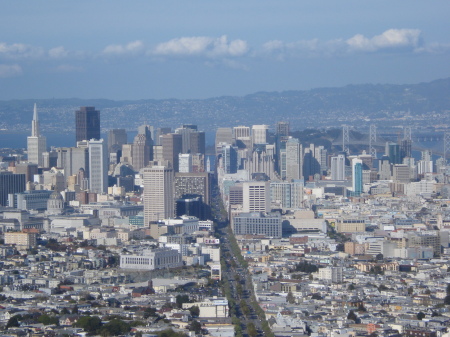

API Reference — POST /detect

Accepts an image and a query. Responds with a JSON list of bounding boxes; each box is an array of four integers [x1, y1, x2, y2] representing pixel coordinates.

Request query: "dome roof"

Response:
[[49, 191, 63, 200]]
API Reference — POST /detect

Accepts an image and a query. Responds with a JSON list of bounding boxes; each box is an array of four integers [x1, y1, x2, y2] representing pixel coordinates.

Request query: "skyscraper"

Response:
[[252, 125, 269, 145], [108, 129, 127, 154], [352, 158, 363, 196], [161, 133, 182, 172], [27, 103, 47, 167], [132, 125, 153, 172], [331, 154, 346, 180], [222, 145, 238, 174], [285, 137, 303, 181], [75, 106, 100, 143], [143, 164, 174, 225], [88, 139, 108, 193]]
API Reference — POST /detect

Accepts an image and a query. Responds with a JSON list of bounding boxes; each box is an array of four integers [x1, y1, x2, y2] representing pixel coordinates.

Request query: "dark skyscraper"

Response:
[[75, 107, 100, 143]]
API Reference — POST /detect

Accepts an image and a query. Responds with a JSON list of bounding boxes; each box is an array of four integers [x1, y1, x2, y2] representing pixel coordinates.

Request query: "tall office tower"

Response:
[[132, 134, 150, 171], [0, 171, 26, 206], [379, 155, 391, 180], [245, 145, 276, 180], [285, 137, 303, 181], [190, 131, 205, 155], [252, 125, 269, 145], [385, 142, 402, 164], [132, 125, 153, 172], [108, 129, 127, 154], [75, 107, 100, 143], [27, 103, 47, 167], [155, 127, 171, 145], [161, 133, 182, 172], [392, 164, 411, 183], [314, 145, 328, 175], [88, 139, 108, 193], [121, 144, 133, 165], [179, 153, 192, 173], [215, 128, 233, 155], [243, 181, 271, 213], [401, 139, 412, 159], [222, 145, 238, 174], [42, 149, 58, 169], [303, 145, 321, 180], [191, 153, 205, 173], [331, 154, 346, 180], [56, 146, 89, 182], [233, 126, 252, 149], [276, 121, 290, 137], [418, 150, 433, 175], [175, 125, 197, 153], [175, 172, 211, 205], [270, 181, 304, 210], [143, 164, 174, 224], [352, 158, 363, 196]]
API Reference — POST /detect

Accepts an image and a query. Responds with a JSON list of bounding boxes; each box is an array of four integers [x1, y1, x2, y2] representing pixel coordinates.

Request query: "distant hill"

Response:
[[0, 78, 449, 133]]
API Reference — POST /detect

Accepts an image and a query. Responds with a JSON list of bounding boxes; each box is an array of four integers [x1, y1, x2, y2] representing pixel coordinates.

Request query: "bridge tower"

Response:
[[342, 125, 350, 155], [444, 132, 450, 164], [369, 124, 377, 158]]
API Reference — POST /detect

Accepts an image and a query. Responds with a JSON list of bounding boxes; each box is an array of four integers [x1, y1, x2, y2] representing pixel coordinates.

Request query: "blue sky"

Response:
[[1, 1, 449, 100]]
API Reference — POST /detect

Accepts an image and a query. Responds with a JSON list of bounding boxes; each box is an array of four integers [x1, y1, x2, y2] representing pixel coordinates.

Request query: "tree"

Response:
[[187, 319, 202, 334], [6, 315, 21, 329], [311, 293, 322, 300], [247, 322, 257, 337], [444, 295, 450, 305], [100, 319, 131, 336], [38, 314, 59, 326], [358, 304, 367, 312], [75, 316, 102, 334], [188, 306, 199, 317], [175, 295, 190, 308], [408, 287, 414, 295], [347, 310, 357, 322], [348, 284, 355, 291], [417, 312, 425, 320], [286, 291, 295, 304]]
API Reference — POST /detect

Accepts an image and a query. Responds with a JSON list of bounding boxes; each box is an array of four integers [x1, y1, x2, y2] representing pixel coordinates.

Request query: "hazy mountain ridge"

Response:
[[0, 78, 449, 133]]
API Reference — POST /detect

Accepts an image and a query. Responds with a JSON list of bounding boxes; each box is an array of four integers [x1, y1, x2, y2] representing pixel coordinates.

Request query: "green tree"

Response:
[[6, 315, 21, 329], [247, 322, 257, 337], [187, 319, 202, 334], [417, 312, 425, 320], [38, 314, 59, 326], [74, 316, 102, 334], [175, 295, 190, 308], [347, 310, 358, 322], [100, 319, 131, 336], [188, 306, 199, 317], [286, 290, 295, 304]]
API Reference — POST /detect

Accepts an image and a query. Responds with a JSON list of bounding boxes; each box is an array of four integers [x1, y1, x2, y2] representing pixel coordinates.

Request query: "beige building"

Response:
[[143, 164, 174, 226], [5, 231, 37, 249], [182, 298, 229, 318]]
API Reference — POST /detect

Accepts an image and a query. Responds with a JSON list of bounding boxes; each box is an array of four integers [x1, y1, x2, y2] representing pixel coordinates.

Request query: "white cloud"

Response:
[[48, 46, 69, 59], [153, 35, 249, 58], [346, 29, 421, 51], [261, 29, 427, 60], [102, 40, 144, 55], [0, 42, 44, 59], [0, 64, 22, 78]]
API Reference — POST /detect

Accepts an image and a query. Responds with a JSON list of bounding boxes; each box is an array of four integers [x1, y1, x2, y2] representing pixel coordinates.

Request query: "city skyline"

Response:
[[0, 1, 449, 100]]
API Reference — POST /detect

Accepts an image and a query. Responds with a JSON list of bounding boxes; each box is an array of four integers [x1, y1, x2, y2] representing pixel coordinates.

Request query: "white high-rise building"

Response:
[[143, 165, 174, 225], [243, 181, 271, 213], [252, 125, 269, 145], [88, 139, 108, 193], [27, 103, 47, 167], [285, 137, 303, 181], [331, 154, 346, 180], [179, 153, 192, 173]]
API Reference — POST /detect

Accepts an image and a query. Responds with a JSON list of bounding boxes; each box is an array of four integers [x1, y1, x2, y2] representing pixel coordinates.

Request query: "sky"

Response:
[[0, 1, 449, 100]]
